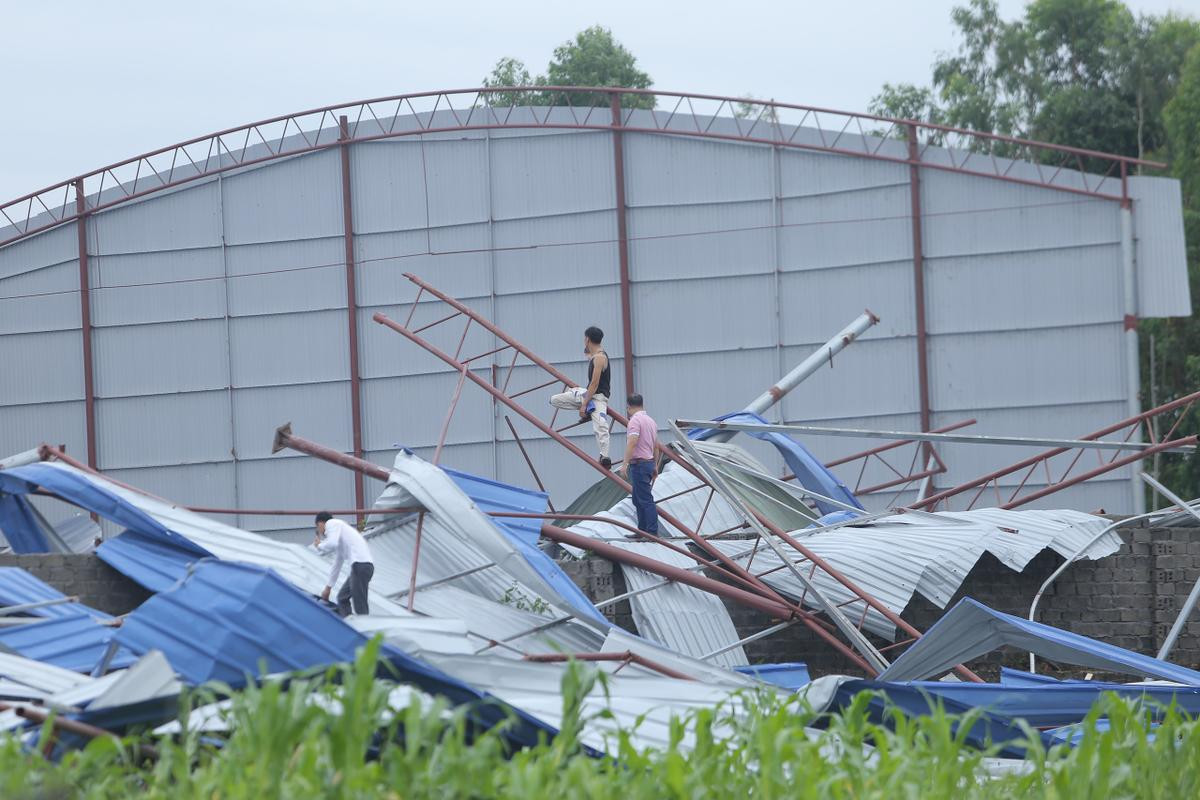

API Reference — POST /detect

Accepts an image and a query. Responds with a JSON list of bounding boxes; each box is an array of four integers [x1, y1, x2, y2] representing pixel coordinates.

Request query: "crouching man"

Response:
[[314, 512, 375, 617]]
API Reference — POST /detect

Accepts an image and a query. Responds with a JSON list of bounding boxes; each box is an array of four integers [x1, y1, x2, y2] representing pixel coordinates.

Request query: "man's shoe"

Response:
[[599, 457, 612, 469]]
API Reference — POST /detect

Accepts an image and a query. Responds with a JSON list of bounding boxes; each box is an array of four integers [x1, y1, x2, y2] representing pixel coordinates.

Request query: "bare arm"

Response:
[[621, 431, 638, 479]]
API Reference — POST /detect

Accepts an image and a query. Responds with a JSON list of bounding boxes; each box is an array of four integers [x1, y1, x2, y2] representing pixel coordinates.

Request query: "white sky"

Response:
[[1, 0, 1192, 201]]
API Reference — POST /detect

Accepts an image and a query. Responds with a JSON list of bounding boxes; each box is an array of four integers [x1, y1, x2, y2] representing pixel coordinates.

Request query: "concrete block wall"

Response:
[[0, 553, 151, 616]]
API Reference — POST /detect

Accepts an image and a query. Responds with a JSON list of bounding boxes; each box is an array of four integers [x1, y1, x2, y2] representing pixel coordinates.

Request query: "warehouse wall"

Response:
[[0, 111, 1190, 540]]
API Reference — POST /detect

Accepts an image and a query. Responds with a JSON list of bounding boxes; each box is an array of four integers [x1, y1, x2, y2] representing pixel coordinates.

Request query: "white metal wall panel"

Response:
[[632, 275, 776, 356], [489, 131, 613, 219], [0, 400, 86, 461], [929, 324, 1125, 413], [0, 330, 83, 404], [778, 194, 912, 271], [636, 348, 777, 424], [0, 223, 76, 281], [96, 390, 233, 470], [627, 201, 774, 282], [107, 461, 237, 511], [494, 285, 624, 366], [234, 455, 354, 532], [361, 371, 494, 452], [227, 310, 347, 388], [624, 133, 771, 206], [494, 212, 617, 293], [351, 138, 489, 232], [92, 318, 228, 397], [88, 181, 221, 253], [224, 237, 346, 317], [221, 150, 342, 245], [0, 260, 79, 335], [357, 299, 495, 380], [232, 382, 352, 461], [89, 248, 226, 326], [780, 337, 921, 423], [925, 246, 1123, 335], [778, 148, 909, 198], [355, 224, 492, 307], [1129, 175, 1192, 318], [779, 262, 915, 343]]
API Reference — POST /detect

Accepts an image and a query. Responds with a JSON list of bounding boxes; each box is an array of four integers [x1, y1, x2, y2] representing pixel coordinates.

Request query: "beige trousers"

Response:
[[549, 387, 610, 458]]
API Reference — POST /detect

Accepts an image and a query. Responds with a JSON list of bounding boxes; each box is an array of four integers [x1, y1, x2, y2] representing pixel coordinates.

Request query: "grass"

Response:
[[4, 640, 1200, 799]]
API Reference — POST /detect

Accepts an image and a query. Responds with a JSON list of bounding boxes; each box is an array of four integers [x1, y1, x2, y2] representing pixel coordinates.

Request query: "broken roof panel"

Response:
[[878, 598, 1200, 684], [0, 615, 136, 673]]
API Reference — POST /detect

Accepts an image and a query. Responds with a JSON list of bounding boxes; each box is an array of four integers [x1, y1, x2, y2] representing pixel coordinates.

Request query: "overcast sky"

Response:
[[1, 0, 1192, 201]]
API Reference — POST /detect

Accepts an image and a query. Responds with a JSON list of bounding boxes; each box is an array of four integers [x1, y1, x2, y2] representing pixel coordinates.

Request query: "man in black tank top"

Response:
[[549, 325, 613, 468]]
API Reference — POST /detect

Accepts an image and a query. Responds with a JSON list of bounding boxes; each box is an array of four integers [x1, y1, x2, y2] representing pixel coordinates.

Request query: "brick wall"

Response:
[[0, 553, 150, 616], [557, 522, 1200, 679]]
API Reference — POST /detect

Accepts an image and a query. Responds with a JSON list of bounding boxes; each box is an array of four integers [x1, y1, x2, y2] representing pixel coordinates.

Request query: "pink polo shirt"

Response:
[[627, 410, 657, 461]]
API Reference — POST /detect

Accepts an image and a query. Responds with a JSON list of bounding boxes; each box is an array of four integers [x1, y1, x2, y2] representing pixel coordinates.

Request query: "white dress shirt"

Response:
[[315, 518, 373, 587]]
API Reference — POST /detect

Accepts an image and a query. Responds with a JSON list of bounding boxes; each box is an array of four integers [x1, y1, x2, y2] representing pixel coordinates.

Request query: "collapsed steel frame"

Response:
[[256, 271, 984, 679]]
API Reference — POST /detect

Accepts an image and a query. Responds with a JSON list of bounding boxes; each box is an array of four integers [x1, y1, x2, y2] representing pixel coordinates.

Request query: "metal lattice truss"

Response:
[[0, 86, 1164, 247]]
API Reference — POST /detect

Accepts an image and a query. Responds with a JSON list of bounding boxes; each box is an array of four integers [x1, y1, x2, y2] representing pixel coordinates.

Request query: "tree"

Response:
[[871, 0, 1200, 500], [480, 26, 655, 110]]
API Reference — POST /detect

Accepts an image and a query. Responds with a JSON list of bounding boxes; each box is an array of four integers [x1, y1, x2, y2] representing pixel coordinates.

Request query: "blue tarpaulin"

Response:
[[879, 598, 1200, 685], [689, 411, 863, 515], [0, 615, 136, 673]]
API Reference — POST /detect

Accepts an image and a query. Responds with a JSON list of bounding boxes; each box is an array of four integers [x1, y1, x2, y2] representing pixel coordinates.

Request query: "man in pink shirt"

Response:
[[620, 393, 659, 535]]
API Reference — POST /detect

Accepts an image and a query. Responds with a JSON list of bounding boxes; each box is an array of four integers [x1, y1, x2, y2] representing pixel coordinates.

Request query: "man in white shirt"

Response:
[[313, 512, 375, 617]]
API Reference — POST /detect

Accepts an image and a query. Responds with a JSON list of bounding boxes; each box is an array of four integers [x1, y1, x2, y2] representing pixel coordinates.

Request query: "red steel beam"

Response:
[[911, 390, 1200, 511], [610, 94, 636, 395], [73, 180, 97, 469], [906, 125, 933, 480], [338, 116, 366, 519]]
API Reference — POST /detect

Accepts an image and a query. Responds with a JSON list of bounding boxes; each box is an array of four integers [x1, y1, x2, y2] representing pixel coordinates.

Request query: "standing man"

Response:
[[621, 393, 659, 536], [313, 512, 375, 617], [549, 325, 613, 468]]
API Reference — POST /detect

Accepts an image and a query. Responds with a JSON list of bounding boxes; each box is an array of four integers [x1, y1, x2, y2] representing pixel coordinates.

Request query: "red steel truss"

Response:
[[908, 391, 1200, 512], [355, 272, 981, 680], [0, 87, 1161, 248]]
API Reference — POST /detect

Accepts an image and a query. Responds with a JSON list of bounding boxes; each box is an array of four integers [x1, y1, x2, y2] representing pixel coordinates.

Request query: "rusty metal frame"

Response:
[[337, 115, 366, 518], [73, 180, 97, 469], [909, 391, 1200, 511], [0, 87, 1160, 249], [360, 273, 985, 679]]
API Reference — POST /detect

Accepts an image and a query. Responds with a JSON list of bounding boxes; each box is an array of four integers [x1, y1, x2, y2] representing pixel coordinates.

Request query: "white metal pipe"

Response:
[[1121, 205, 1146, 514], [699, 619, 797, 661], [706, 310, 879, 447], [0, 596, 79, 616], [1142, 474, 1200, 660], [675, 419, 1195, 453], [0, 449, 40, 470]]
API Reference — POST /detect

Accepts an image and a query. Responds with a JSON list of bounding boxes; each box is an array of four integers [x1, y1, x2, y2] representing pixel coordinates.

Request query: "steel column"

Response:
[[73, 180, 97, 469], [338, 116, 366, 518], [610, 93, 636, 395], [1120, 187, 1145, 514], [906, 126, 933, 472]]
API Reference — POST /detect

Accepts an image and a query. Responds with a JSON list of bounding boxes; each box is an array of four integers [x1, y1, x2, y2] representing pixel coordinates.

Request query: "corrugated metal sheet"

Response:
[[232, 382, 352, 460], [355, 225, 492, 307], [220, 149, 343, 245], [625, 132, 771, 206], [224, 237, 346, 317], [610, 541, 748, 668], [90, 180, 221, 254], [0, 615, 136, 673], [0, 223, 77, 281], [0, 651, 93, 695], [710, 507, 1119, 638], [228, 310, 348, 387], [96, 390, 233, 469], [0, 261, 79, 335], [0, 567, 109, 619], [490, 131, 613, 219], [1129, 175, 1192, 318], [92, 318, 229, 397], [90, 249, 226, 327], [632, 274, 776, 356], [627, 200, 774, 283], [0, 400, 86, 465], [361, 372, 493, 451], [778, 147, 909, 197], [105, 461, 237, 512], [634, 348, 776, 426], [357, 300, 496, 380], [494, 211, 618, 293], [495, 284, 625, 366], [780, 338, 921, 423], [351, 138, 490, 232], [0, 330, 83, 404], [234, 456, 355, 532], [779, 262, 915, 341], [779, 188, 912, 271]]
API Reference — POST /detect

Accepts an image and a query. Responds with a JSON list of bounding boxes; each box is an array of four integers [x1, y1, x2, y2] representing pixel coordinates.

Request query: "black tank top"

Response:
[[587, 351, 611, 398]]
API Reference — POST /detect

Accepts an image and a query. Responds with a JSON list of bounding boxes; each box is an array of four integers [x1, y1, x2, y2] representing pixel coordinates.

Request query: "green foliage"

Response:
[[873, 0, 1200, 501], [481, 26, 654, 109], [499, 580, 552, 614], [7, 646, 1200, 798]]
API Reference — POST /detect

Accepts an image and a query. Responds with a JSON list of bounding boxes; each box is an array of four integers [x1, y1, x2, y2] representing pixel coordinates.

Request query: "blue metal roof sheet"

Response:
[[0, 615, 136, 673], [0, 567, 112, 620]]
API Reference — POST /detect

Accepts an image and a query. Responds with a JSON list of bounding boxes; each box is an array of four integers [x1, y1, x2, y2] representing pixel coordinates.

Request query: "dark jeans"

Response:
[[336, 562, 374, 617], [629, 460, 659, 535]]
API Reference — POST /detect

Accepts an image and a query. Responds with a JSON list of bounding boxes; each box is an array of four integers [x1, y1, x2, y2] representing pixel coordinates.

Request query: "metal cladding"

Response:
[[0, 93, 1191, 533]]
